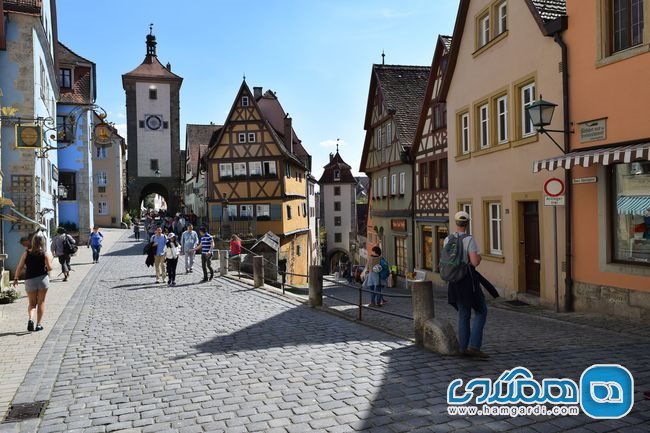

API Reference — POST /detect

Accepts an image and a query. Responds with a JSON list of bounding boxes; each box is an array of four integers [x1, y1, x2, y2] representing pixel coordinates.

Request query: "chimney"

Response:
[[329, 153, 334, 162], [253, 87, 262, 99], [166, 62, 172, 71], [284, 115, 293, 154]]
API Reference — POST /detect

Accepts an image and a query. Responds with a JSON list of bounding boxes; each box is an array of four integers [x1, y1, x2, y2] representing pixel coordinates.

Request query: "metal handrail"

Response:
[[321, 275, 413, 321]]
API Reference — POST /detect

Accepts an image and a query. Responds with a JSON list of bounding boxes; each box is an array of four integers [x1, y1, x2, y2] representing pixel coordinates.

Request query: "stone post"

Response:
[[253, 255, 264, 288], [309, 265, 323, 307], [410, 280, 458, 355], [219, 250, 228, 276]]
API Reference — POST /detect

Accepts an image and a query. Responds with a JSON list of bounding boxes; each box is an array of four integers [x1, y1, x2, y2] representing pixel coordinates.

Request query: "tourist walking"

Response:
[[230, 234, 241, 256], [444, 211, 488, 359], [51, 227, 76, 281], [196, 227, 214, 282], [87, 225, 104, 264], [165, 233, 180, 286], [181, 224, 199, 273], [150, 226, 167, 283], [13, 231, 53, 332], [365, 246, 389, 307]]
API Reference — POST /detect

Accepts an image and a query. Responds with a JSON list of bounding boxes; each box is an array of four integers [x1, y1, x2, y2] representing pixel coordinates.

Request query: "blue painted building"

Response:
[[56, 41, 95, 241], [0, 0, 59, 274]]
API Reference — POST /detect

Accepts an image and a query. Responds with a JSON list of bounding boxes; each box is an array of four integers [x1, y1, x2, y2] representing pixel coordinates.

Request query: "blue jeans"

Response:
[[91, 245, 101, 262], [371, 283, 383, 305], [457, 294, 487, 352]]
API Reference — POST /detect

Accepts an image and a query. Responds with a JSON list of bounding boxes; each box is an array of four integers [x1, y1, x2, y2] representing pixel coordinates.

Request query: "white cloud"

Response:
[[114, 123, 127, 139], [320, 138, 348, 148]]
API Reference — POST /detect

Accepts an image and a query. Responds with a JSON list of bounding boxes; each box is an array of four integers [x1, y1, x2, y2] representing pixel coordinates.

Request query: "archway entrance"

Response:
[[328, 249, 350, 276], [138, 183, 169, 214]]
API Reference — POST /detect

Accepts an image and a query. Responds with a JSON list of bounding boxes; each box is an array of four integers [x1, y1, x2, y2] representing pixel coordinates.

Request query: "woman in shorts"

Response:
[[13, 231, 53, 332]]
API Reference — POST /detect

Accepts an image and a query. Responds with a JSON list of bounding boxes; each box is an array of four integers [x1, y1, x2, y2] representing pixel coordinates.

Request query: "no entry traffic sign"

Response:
[[544, 177, 565, 206]]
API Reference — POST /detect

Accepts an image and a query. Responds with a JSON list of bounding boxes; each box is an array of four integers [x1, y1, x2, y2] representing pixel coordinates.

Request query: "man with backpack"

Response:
[[365, 246, 390, 307], [51, 227, 77, 281], [441, 211, 488, 359]]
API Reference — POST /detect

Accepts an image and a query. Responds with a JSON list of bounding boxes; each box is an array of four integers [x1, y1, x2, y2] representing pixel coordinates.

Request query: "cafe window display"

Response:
[[612, 161, 650, 264]]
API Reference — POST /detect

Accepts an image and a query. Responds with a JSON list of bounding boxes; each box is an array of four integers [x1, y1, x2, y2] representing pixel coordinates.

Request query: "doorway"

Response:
[[521, 202, 541, 295]]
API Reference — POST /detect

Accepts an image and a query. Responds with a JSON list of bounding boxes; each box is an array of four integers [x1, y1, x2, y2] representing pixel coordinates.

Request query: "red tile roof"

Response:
[[123, 54, 182, 82]]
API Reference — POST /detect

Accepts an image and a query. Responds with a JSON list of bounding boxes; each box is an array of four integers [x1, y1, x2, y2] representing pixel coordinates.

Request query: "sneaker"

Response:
[[167, 280, 172, 286], [201, 278, 208, 283], [35, 324, 43, 332], [209, 274, 214, 281], [155, 280, 160, 284], [368, 303, 377, 307], [27, 319, 34, 332], [63, 277, 68, 282], [464, 348, 490, 359], [172, 281, 176, 286]]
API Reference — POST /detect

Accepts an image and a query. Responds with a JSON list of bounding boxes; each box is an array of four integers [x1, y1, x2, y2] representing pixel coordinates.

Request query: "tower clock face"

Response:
[[145, 114, 163, 131]]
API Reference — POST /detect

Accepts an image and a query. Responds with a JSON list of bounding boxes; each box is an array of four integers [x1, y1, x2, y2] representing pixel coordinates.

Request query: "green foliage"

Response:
[[122, 213, 132, 225], [0, 288, 19, 304]]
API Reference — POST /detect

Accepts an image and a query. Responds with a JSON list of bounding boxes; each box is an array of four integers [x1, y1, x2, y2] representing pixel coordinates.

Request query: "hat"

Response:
[[168, 233, 176, 239], [454, 211, 470, 222]]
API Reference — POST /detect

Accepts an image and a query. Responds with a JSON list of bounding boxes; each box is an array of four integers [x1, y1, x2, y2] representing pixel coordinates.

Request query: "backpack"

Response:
[[439, 233, 469, 283], [379, 258, 390, 280], [63, 235, 78, 255]]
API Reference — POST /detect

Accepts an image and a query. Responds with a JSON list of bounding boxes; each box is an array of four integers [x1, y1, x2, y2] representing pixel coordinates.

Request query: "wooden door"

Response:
[[523, 202, 541, 295]]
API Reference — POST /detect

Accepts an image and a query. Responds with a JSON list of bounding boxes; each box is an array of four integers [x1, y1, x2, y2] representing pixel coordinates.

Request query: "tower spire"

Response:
[[381, 50, 385, 65], [146, 23, 157, 56], [336, 138, 340, 154]]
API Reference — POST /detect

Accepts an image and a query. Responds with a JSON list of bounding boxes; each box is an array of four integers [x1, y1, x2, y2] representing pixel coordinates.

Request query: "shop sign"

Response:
[[579, 118, 607, 143], [573, 177, 598, 184], [391, 219, 407, 231]]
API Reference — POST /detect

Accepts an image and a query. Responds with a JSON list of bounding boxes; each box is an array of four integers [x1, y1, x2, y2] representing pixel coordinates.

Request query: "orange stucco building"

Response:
[[534, 1, 650, 318]]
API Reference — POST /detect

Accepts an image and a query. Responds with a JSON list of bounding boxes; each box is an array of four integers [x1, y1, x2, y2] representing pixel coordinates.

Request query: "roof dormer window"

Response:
[[242, 96, 249, 107], [59, 68, 72, 89], [334, 169, 340, 180]]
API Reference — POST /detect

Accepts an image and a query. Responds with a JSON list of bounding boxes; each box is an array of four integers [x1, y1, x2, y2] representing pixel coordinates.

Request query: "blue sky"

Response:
[[56, 1, 459, 180]]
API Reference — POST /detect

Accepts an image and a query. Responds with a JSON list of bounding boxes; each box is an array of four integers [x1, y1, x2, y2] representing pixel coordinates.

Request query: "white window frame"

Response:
[[247, 132, 256, 143], [256, 204, 270, 218], [497, 1, 507, 34], [249, 161, 262, 176], [488, 202, 502, 255], [219, 163, 233, 178], [382, 176, 388, 197], [399, 172, 405, 195], [375, 128, 382, 150], [238, 132, 246, 143], [233, 162, 247, 177], [96, 147, 108, 159], [227, 205, 237, 217], [242, 96, 249, 107], [386, 122, 392, 146], [390, 174, 397, 195], [497, 95, 508, 144], [97, 201, 109, 215], [479, 103, 490, 149], [240, 204, 253, 218], [461, 112, 470, 154], [96, 171, 108, 186], [263, 161, 276, 176], [521, 83, 536, 137], [480, 14, 490, 47], [461, 203, 473, 235]]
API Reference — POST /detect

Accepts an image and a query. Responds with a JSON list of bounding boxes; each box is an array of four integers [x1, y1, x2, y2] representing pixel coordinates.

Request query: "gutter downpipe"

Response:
[[553, 24, 573, 312]]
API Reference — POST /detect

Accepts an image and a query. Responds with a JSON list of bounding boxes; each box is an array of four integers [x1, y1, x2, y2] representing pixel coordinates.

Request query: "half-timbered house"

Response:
[[360, 64, 430, 280], [205, 81, 311, 283], [411, 36, 452, 282]]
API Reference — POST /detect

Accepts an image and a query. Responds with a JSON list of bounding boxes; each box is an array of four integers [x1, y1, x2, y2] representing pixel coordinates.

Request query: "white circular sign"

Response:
[[544, 177, 565, 197]]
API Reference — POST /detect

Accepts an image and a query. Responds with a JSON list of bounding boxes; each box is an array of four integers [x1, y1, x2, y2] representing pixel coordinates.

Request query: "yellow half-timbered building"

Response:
[[205, 81, 311, 283]]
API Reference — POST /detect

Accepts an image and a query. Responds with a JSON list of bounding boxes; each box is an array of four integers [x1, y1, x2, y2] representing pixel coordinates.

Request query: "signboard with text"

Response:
[[544, 177, 565, 207], [579, 118, 607, 143]]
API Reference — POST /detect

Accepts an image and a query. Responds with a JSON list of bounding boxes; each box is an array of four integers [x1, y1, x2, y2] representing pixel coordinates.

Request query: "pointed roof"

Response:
[[318, 151, 356, 184], [411, 34, 452, 158], [440, 0, 566, 100], [122, 31, 182, 84], [360, 64, 430, 172], [57, 41, 95, 104], [207, 81, 310, 169]]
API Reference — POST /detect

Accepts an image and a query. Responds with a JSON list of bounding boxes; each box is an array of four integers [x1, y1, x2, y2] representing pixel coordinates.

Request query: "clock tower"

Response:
[[122, 27, 183, 212]]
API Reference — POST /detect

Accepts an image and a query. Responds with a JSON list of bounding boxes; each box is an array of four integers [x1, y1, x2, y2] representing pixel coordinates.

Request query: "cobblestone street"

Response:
[[1, 231, 649, 432]]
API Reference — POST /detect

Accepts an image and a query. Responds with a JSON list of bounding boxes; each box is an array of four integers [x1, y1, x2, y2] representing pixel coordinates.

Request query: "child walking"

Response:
[[165, 233, 180, 286]]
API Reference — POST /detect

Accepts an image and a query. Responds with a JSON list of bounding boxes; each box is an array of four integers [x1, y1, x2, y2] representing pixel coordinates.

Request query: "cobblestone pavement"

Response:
[[1, 231, 649, 432]]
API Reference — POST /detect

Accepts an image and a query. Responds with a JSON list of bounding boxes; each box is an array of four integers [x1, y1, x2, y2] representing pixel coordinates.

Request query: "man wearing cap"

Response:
[[445, 211, 488, 359]]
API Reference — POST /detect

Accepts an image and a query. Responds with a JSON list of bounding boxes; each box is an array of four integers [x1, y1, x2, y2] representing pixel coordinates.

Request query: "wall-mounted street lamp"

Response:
[[155, 169, 161, 178], [526, 96, 572, 154]]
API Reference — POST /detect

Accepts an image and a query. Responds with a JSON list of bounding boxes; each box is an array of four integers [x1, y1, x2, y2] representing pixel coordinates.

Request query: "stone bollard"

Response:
[[219, 250, 228, 276], [410, 279, 458, 355], [309, 265, 323, 307], [253, 256, 264, 288]]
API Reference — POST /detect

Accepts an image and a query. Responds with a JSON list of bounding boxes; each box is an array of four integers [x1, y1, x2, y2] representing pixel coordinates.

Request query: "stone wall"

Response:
[[573, 282, 650, 320]]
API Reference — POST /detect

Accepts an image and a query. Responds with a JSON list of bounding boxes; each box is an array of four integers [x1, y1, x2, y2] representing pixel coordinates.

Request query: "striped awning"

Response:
[[616, 195, 650, 216], [533, 143, 650, 172]]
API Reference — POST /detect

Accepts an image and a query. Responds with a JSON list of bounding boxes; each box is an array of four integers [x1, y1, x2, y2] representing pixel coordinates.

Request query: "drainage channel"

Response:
[[2, 401, 48, 423]]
